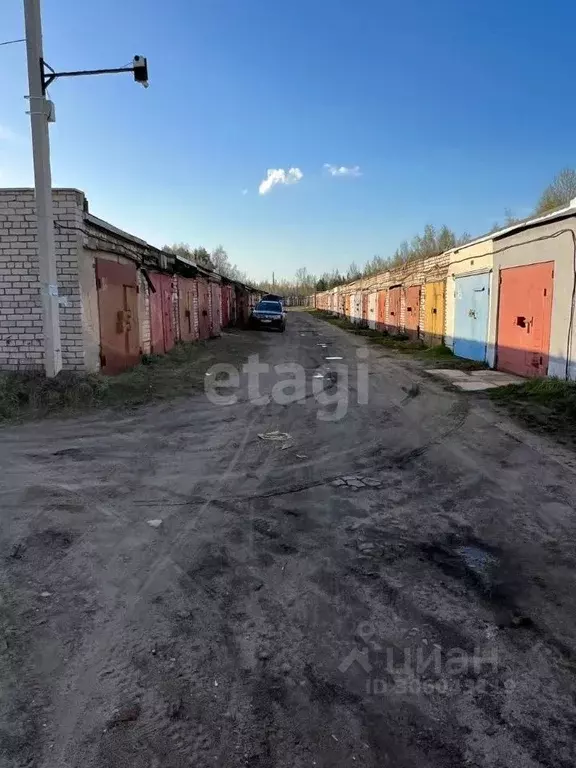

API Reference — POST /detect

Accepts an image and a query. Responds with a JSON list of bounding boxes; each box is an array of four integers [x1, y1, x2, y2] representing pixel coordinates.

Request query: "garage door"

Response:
[[368, 292, 377, 329], [454, 273, 490, 362], [496, 262, 554, 377], [96, 259, 140, 374], [210, 282, 221, 336], [404, 285, 421, 339], [361, 293, 369, 325], [179, 277, 197, 342], [424, 281, 445, 346], [197, 278, 211, 340], [149, 274, 164, 355], [376, 291, 386, 331], [352, 293, 362, 323], [388, 287, 402, 333]]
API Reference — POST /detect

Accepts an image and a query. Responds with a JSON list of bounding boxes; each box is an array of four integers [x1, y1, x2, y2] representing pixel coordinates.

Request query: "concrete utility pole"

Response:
[[22, 0, 148, 378], [23, 0, 62, 377]]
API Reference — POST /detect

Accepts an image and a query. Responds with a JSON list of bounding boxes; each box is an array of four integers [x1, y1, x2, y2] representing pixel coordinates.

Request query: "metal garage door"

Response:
[[424, 281, 445, 346], [352, 292, 362, 323], [368, 292, 377, 329], [388, 287, 402, 333], [96, 259, 140, 374], [149, 274, 164, 355], [361, 293, 369, 326], [454, 273, 490, 362], [404, 285, 421, 339], [179, 277, 197, 342], [496, 262, 554, 377], [197, 278, 211, 340], [210, 282, 221, 336], [220, 284, 232, 328]]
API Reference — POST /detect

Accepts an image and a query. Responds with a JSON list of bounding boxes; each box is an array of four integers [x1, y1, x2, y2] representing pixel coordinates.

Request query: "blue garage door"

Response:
[[453, 273, 490, 362]]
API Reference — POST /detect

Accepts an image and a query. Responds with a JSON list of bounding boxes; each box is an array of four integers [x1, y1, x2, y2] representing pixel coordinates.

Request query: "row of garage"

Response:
[[315, 202, 576, 380], [0, 188, 262, 374], [77, 211, 260, 375], [94, 255, 258, 374]]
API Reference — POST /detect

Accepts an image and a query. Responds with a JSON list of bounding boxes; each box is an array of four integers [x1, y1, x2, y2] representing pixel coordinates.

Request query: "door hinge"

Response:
[[96, 277, 102, 289], [100, 353, 106, 368]]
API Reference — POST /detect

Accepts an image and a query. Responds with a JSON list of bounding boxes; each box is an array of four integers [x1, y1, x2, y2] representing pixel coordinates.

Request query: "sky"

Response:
[[1, 0, 576, 282]]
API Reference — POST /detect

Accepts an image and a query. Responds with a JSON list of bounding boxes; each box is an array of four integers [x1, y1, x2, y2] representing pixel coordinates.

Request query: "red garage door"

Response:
[[149, 273, 175, 353], [405, 285, 421, 339], [149, 274, 164, 355], [197, 278, 211, 340], [388, 287, 402, 333], [96, 259, 140, 374], [210, 282, 221, 336], [221, 284, 231, 328], [497, 262, 554, 377], [361, 293, 369, 325]]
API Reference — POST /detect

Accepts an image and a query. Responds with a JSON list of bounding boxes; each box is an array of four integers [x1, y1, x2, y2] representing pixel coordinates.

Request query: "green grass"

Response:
[[489, 378, 576, 447], [307, 308, 483, 366], [0, 338, 247, 423], [490, 377, 576, 408]]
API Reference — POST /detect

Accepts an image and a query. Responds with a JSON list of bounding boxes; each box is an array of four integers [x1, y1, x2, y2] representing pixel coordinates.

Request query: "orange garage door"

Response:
[[496, 262, 554, 377]]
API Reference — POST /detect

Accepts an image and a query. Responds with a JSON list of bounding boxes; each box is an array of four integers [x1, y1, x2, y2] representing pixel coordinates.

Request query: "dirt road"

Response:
[[1, 310, 576, 768]]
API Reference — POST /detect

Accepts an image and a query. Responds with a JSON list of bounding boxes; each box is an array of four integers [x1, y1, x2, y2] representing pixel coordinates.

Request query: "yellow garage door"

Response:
[[424, 281, 445, 345]]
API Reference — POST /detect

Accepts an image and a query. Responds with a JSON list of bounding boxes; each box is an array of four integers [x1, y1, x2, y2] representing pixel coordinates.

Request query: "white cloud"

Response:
[[324, 164, 362, 177], [258, 167, 303, 195]]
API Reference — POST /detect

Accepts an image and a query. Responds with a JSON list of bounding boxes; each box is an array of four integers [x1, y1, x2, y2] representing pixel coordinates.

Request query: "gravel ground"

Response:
[[1, 310, 575, 768]]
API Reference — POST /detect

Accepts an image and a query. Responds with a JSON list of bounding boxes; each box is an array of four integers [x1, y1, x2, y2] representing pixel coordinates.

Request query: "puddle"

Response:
[[456, 545, 498, 591], [423, 540, 500, 597]]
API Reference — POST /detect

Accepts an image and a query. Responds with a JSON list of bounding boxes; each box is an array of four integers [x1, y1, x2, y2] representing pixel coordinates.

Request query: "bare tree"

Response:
[[535, 168, 576, 214], [163, 243, 214, 269], [210, 245, 247, 281], [346, 262, 362, 281]]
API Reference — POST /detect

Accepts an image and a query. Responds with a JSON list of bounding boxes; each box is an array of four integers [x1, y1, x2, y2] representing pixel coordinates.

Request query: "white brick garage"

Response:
[[0, 188, 86, 370], [0, 188, 176, 373]]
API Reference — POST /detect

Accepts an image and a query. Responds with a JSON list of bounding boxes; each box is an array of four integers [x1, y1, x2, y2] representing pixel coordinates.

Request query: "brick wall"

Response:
[[138, 271, 151, 355], [0, 187, 241, 374], [171, 276, 180, 343], [0, 188, 85, 371]]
